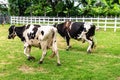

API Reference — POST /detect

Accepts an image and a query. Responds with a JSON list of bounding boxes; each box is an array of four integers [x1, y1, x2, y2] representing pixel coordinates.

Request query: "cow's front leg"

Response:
[[39, 42, 47, 64], [86, 40, 93, 53], [65, 36, 71, 51], [82, 36, 93, 53], [77, 31, 86, 39], [24, 43, 35, 60], [39, 48, 47, 64]]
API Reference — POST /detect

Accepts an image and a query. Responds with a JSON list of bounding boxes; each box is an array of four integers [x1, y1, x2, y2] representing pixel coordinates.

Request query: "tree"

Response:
[[8, 0, 31, 16], [55, 1, 64, 17], [8, 0, 120, 17], [8, 0, 19, 16], [0, 4, 8, 14]]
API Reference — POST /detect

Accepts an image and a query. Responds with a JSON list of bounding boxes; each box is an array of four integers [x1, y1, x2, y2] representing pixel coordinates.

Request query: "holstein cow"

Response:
[[54, 21, 96, 53], [8, 24, 61, 66]]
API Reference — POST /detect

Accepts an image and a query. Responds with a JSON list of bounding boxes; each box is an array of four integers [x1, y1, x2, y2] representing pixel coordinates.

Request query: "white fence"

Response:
[[10, 16, 120, 32]]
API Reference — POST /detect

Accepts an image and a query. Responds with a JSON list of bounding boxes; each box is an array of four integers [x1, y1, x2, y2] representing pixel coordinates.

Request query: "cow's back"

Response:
[[23, 25, 56, 48], [69, 22, 84, 38], [37, 26, 57, 48], [37, 26, 56, 40], [23, 25, 40, 46]]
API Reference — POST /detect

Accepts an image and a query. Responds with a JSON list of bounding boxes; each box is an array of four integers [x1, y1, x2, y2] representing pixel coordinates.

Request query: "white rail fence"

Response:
[[10, 16, 120, 32]]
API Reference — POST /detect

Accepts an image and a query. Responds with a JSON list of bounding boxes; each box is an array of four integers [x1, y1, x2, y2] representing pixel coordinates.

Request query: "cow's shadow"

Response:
[[64, 40, 88, 52]]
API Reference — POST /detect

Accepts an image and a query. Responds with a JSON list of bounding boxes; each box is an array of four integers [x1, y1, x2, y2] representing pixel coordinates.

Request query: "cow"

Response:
[[54, 21, 96, 53], [8, 24, 61, 66]]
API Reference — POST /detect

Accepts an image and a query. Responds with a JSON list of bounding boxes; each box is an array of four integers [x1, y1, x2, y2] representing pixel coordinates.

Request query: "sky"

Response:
[[0, 0, 8, 4]]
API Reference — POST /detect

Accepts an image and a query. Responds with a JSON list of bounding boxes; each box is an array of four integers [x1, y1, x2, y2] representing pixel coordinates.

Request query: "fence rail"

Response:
[[10, 16, 120, 32]]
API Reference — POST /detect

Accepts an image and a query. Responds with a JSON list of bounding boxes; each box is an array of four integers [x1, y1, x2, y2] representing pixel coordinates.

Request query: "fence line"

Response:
[[0, 15, 10, 24], [10, 16, 120, 32]]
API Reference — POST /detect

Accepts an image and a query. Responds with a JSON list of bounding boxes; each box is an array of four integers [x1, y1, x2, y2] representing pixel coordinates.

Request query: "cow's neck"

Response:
[[15, 26, 25, 41]]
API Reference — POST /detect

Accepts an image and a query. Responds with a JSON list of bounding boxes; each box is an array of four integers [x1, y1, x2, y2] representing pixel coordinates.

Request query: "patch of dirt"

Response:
[[18, 65, 49, 74], [0, 73, 6, 76], [57, 35, 66, 49], [99, 54, 120, 59], [37, 67, 49, 73], [117, 77, 120, 80], [18, 65, 34, 73], [7, 55, 15, 59], [0, 61, 11, 65]]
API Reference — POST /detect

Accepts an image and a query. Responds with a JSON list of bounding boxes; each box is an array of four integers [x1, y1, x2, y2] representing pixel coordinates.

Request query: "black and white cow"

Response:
[[54, 21, 96, 53], [8, 24, 61, 66]]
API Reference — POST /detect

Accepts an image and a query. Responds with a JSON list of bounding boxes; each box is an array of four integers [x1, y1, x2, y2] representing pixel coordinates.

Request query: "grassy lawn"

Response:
[[0, 24, 120, 80]]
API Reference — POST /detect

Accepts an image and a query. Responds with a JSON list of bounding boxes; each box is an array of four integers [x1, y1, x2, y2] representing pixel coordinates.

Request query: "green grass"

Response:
[[0, 25, 120, 80]]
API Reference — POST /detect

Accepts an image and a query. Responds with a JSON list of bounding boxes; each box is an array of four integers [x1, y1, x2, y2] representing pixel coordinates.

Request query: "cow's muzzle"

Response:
[[8, 35, 12, 39], [8, 35, 16, 39], [8, 35, 11, 39]]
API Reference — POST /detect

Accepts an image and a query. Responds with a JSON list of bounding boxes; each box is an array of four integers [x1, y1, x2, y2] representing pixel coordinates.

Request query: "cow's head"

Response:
[[8, 25, 16, 39]]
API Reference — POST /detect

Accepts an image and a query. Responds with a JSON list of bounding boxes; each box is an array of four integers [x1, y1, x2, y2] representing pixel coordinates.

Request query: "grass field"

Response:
[[0, 25, 120, 80]]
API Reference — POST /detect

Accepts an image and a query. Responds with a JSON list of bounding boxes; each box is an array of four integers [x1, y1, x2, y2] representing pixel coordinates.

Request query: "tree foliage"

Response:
[[0, 4, 8, 15], [8, 0, 120, 17]]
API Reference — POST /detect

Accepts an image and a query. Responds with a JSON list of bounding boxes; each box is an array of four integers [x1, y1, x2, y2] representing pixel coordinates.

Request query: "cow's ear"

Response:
[[53, 23, 57, 27], [12, 25, 15, 27], [10, 25, 15, 29]]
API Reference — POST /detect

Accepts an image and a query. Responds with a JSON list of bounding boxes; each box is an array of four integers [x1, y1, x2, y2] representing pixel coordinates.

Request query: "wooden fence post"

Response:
[[104, 16, 107, 31], [47, 17, 49, 26], [53, 17, 55, 25], [97, 16, 99, 28], [91, 17, 92, 23], [83, 16, 85, 22], [76, 17, 77, 22], [39, 17, 40, 24], [35, 17, 36, 24], [114, 16, 117, 32], [58, 17, 60, 24], [31, 17, 32, 24], [10, 16, 12, 25]]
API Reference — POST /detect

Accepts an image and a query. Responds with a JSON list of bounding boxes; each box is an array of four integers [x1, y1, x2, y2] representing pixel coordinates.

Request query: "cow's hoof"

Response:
[[39, 61, 43, 64], [69, 46, 72, 48], [77, 38, 82, 41], [82, 40, 86, 43], [57, 63, 61, 66], [94, 45, 96, 48], [66, 48, 70, 51], [50, 53, 55, 58], [27, 56, 35, 61], [87, 50, 91, 54], [66, 46, 72, 51], [66, 48, 69, 51]]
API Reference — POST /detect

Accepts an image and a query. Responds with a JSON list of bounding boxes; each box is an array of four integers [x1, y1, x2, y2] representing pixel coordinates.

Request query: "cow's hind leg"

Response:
[[50, 38, 61, 66], [91, 40, 95, 49], [53, 43, 61, 66], [24, 44, 35, 60], [92, 36, 97, 48]]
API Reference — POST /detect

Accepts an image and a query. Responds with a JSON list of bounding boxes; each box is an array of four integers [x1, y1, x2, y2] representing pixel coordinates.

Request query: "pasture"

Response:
[[0, 25, 120, 80]]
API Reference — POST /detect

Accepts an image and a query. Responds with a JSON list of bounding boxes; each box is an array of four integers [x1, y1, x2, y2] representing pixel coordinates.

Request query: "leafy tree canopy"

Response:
[[8, 0, 120, 17]]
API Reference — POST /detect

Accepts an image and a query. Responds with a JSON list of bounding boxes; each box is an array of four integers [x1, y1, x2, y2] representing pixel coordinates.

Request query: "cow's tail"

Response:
[[92, 24, 97, 48], [92, 24, 96, 36], [92, 36, 97, 48]]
